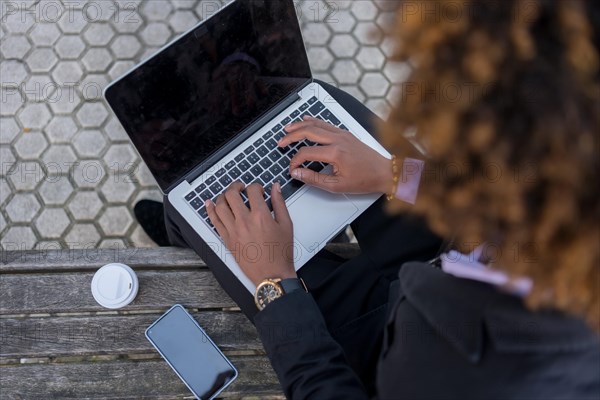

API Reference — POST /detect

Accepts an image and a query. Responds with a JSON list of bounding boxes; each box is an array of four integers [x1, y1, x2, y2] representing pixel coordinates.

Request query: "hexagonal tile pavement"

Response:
[[7, 160, 44, 192], [141, 1, 174, 21], [17, 103, 51, 131], [48, 89, 82, 114], [42, 144, 78, 167], [307, 47, 335, 72], [1, 60, 28, 84], [82, 48, 113, 72], [140, 22, 172, 47], [83, 24, 115, 46], [68, 191, 104, 221], [76, 103, 109, 129], [0, 178, 11, 207], [35, 208, 71, 239], [51, 61, 84, 85], [13, 131, 49, 159], [45, 116, 78, 143], [356, 46, 386, 70], [55, 35, 86, 59], [0, 35, 31, 59], [360, 72, 390, 97], [104, 143, 138, 169], [98, 206, 134, 236], [38, 177, 74, 206], [169, 10, 199, 33], [0, 211, 6, 235], [29, 23, 61, 46], [302, 23, 331, 46], [5, 193, 41, 223], [329, 34, 359, 58], [64, 223, 101, 247], [101, 177, 137, 204], [1, 226, 38, 250], [25, 48, 59, 74], [110, 35, 142, 59], [0, 117, 20, 144], [72, 130, 108, 158], [332, 59, 362, 84]]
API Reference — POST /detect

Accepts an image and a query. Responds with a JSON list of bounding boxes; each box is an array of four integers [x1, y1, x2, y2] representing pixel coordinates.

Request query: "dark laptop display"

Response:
[[104, 0, 311, 190]]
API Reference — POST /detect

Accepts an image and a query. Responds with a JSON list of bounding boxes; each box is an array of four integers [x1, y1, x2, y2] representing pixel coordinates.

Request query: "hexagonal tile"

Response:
[[48, 89, 82, 114], [64, 223, 101, 247], [72, 160, 107, 189], [0, 178, 11, 206], [328, 34, 359, 57], [108, 60, 136, 80], [58, 10, 88, 34], [140, 22, 172, 47], [339, 84, 366, 102], [302, 23, 331, 46], [80, 74, 110, 99], [25, 48, 58, 74], [83, 23, 115, 46], [5, 193, 41, 223], [376, 10, 396, 31], [73, 130, 108, 158], [0, 35, 31, 59], [329, 10, 357, 33], [130, 224, 156, 248], [1, 144, 17, 168], [174, 0, 199, 9], [356, 46, 386, 70], [13, 131, 49, 159], [99, 238, 130, 249], [0, 89, 23, 116], [17, 103, 51, 131], [81, 0, 117, 22], [68, 191, 104, 220], [82, 48, 112, 72], [0, 60, 28, 84], [45, 116, 79, 143], [351, 1, 379, 21], [3, 11, 34, 34], [307, 47, 334, 71], [331, 59, 362, 84], [111, 14, 143, 34], [0, 117, 20, 144], [360, 72, 390, 97], [383, 61, 411, 84], [366, 98, 391, 120], [6, 160, 44, 191], [141, 0, 173, 20], [76, 103, 109, 128], [1, 226, 37, 250], [42, 144, 78, 166], [22, 74, 58, 102], [169, 10, 199, 33], [386, 84, 402, 106], [39, 177, 74, 206], [98, 206, 134, 236], [110, 35, 141, 59], [353, 21, 383, 45], [104, 144, 138, 169], [29, 23, 61, 46], [35, 208, 71, 239], [104, 117, 129, 141], [0, 211, 6, 235], [101, 176, 137, 203], [52, 61, 84, 85], [134, 187, 162, 203], [134, 163, 158, 187], [55, 35, 86, 59]]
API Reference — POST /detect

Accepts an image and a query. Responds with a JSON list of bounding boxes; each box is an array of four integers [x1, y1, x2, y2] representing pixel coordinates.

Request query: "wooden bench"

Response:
[[0, 244, 360, 399]]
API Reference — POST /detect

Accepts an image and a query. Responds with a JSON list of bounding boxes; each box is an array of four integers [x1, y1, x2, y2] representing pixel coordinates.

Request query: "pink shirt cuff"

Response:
[[394, 158, 424, 204]]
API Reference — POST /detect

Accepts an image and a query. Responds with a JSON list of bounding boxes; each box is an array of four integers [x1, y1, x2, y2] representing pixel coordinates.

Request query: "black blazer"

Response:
[[255, 262, 600, 399]]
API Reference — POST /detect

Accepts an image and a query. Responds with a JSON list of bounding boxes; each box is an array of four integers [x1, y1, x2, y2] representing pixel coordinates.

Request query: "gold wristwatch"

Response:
[[254, 278, 307, 310]]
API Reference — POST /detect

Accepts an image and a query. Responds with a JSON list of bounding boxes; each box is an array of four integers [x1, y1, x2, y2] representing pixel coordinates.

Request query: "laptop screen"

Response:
[[104, 0, 311, 191]]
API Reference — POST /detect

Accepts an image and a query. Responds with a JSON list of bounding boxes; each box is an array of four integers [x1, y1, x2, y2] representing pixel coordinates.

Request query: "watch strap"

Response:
[[280, 278, 307, 294]]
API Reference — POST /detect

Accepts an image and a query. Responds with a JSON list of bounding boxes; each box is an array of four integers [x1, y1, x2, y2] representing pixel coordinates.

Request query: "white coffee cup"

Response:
[[91, 263, 139, 309]]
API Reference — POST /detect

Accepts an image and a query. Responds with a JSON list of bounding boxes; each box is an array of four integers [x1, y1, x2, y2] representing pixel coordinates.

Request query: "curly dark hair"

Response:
[[382, 0, 600, 328]]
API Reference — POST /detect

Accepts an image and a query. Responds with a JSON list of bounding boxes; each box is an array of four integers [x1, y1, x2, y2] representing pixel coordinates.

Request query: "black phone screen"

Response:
[[146, 305, 237, 399]]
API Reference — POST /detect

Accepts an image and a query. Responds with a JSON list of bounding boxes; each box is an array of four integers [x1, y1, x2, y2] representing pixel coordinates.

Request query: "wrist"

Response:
[[376, 155, 395, 195]]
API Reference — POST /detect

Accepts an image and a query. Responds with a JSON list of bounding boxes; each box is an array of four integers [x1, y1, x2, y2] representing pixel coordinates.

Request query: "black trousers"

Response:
[[162, 81, 442, 394]]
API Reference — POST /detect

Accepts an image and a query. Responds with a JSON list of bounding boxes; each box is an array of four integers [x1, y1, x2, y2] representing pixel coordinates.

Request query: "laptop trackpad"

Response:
[[288, 187, 359, 252]]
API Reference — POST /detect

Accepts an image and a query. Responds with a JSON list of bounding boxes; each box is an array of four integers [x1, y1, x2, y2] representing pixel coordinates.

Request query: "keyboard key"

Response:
[[308, 101, 325, 116], [229, 167, 241, 179], [260, 158, 272, 169], [281, 116, 292, 125], [340, 124, 348, 131], [250, 165, 263, 176], [215, 168, 226, 178], [209, 182, 223, 194], [281, 180, 304, 200], [300, 111, 311, 120], [199, 190, 212, 201], [268, 151, 282, 162], [241, 172, 254, 184], [299, 102, 310, 111], [238, 159, 251, 171], [247, 153, 260, 164], [225, 160, 235, 170], [273, 175, 287, 187], [265, 139, 278, 150], [269, 163, 283, 176], [190, 197, 203, 210], [195, 183, 207, 193], [291, 109, 300, 118], [307, 96, 318, 104], [185, 192, 196, 201], [260, 171, 274, 183], [272, 124, 282, 133], [278, 156, 290, 169], [205, 176, 216, 185], [263, 130, 273, 140], [219, 175, 232, 187], [234, 153, 245, 162], [253, 137, 264, 147], [198, 207, 208, 219], [307, 162, 323, 172], [256, 146, 269, 157], [244, 145, 255, 155], [274, 131, 285, 141]]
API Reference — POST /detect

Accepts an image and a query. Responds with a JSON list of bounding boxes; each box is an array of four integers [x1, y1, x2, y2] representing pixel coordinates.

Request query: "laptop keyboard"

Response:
[[183, 96, 348, 234]]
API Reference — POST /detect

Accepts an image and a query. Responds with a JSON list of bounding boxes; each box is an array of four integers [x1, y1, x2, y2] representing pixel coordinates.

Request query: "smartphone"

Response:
[[145, 304, 238, 399]]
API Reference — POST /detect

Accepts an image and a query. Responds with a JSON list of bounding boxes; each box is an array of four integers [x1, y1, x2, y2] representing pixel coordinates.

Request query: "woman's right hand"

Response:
[[278, 117, 393, 195]]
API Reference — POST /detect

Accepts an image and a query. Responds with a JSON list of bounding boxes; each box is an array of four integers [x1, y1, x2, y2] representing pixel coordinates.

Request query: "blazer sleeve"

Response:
[[254, 290, 370, 400]]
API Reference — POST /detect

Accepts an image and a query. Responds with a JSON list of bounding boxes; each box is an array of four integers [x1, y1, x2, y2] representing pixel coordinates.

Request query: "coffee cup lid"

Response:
[[91, 263, 139, 309]]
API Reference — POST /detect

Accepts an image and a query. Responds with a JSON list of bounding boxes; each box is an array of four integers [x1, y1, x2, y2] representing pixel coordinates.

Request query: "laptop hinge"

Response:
[[182, 90, 303, 187]]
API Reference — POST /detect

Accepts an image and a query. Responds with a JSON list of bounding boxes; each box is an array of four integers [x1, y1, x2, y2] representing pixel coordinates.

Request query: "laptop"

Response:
[[104, 0, 390, 315]]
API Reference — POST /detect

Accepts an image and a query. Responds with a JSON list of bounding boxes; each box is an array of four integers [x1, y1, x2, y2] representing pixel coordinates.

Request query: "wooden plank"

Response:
[[0, 270, 237, 315], [0, 312, 262, 358], [0, 356, 282, 399], [0, 247, 206, 272]]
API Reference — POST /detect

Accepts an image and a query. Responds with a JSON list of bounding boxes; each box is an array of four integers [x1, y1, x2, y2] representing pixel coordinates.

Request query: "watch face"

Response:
[[256, 283, 282, 309]]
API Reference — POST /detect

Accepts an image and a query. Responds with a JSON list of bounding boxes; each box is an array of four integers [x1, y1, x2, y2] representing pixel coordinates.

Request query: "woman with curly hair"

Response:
[[138, 0, 599, 398]]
